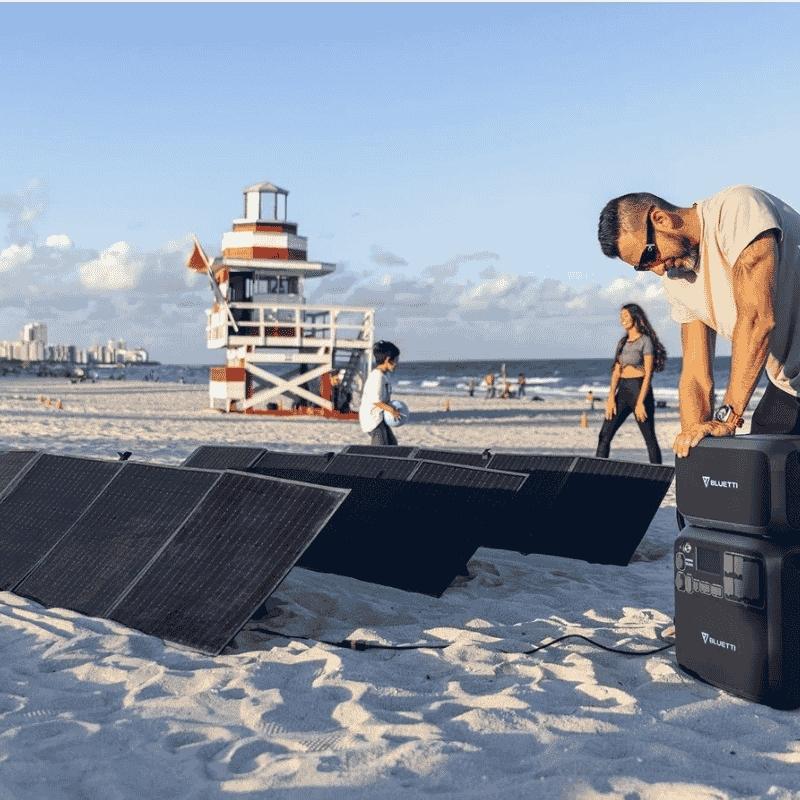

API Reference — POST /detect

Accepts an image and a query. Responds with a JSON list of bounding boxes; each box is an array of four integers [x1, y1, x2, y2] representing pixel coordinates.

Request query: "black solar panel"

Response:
[[0, 454, 123, 590], [343, 444, 418, 458], [252, 451, 335, 472], [488, 453, 575, 474], [0, 450, 39, 498], [17, 463, 220, 616], [325, 454, 420, 481], [571, 456, 674, 482], [107, 472, 348, 654], [413, 448, 492, 467], [548, 457, 674, 565], [182, 445, 266, 470], [411, 461, 527, 491]]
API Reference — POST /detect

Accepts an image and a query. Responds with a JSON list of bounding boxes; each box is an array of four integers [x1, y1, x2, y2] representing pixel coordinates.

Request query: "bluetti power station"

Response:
[[675, 435, 800, 708]]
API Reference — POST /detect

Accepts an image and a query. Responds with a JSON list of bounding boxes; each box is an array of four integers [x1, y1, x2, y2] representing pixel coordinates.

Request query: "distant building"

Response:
[[0, 322, 150, 364]]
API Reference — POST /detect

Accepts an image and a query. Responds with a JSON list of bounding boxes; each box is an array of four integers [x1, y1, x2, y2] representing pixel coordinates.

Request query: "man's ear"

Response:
[[652, 208, 680, 231]]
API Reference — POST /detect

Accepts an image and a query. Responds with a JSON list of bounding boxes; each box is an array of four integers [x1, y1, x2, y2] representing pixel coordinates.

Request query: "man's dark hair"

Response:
[[373, 339, 400, 365], [598, 193, 679, 258]]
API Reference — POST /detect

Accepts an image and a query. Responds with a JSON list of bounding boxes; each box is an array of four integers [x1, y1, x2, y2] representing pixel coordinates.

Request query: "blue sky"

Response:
[[1, 3, 798, 362]]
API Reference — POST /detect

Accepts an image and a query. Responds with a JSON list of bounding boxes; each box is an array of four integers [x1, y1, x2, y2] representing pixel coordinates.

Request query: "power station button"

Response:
[[675, 553, 685, 570], [675, 572, 685, 591]]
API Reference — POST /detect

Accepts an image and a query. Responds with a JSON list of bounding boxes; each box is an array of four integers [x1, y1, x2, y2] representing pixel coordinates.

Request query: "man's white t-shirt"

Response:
[[660, 185, 800, 396], [359, 367, 391, 432]]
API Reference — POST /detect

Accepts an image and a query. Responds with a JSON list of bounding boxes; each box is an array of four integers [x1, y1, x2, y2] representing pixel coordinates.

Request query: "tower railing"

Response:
[[206, 302, 374, 351]]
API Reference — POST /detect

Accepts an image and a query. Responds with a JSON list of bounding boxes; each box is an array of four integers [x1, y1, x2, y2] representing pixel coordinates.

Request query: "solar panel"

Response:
[[182, 445, 266, 470], [488, 453, 575, 474], [411, 461, 527, 491], [325, 453, 420, 481], [547, 457, 675, 565], [0, 454, 123, 590], [107, 472, 348, 654], [343, 444, 418, 458], [252, 451, 335, 472], [0, 450, 39, 498], [16, 463, 220, 616], [413, 448, 492, 467]]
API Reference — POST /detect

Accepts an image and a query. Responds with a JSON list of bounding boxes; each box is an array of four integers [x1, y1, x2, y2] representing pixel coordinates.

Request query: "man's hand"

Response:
[[634, 400, 647, 422], [605, 399, 616, 420], [673, 420, 738, 458]]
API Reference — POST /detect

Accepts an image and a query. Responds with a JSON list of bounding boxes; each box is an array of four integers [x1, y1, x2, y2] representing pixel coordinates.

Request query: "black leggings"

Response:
[[595, 377, 662, 464]]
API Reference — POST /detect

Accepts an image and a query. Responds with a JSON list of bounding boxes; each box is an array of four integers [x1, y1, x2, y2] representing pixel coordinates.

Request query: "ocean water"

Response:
[[79, 356, 765, 403]]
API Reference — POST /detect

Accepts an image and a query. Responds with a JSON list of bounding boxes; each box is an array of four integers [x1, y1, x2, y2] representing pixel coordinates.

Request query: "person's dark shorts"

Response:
[[751, 380, 800, 434], [369, 420, 398, 446]]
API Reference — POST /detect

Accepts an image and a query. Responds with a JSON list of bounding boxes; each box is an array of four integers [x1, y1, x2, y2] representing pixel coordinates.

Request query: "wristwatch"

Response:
[[713, 404, 745, 428]]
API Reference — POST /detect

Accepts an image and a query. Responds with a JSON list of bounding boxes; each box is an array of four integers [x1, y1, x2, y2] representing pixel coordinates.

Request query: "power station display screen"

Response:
[[696, 546, 722, 575]]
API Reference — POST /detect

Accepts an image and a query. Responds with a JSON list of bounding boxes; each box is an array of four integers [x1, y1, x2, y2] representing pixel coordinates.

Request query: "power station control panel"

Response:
[[675, 539, 763, 608]]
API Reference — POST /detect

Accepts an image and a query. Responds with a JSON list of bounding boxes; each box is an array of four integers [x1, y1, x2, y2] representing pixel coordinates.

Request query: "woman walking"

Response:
[[595, 303, 666, 464]]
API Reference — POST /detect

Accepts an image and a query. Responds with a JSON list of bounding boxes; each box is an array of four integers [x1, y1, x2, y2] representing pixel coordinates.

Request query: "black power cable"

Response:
[[252, 624, 675, 657]]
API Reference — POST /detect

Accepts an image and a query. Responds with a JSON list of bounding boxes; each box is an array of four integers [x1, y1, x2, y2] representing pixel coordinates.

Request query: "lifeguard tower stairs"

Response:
[[187, 182, 374, 417]]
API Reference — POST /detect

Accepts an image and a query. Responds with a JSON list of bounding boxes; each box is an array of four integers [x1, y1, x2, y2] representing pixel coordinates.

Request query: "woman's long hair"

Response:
[[613, 303, 667, 372]]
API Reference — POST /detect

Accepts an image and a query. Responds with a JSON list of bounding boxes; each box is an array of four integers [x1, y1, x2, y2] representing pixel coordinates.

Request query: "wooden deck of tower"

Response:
[[186, 182, 375, 417]]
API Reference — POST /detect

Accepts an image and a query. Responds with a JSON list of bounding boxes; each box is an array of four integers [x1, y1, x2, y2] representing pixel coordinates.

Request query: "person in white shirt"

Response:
[[598, 185, 800, 457], [359, 340, 402, 445]]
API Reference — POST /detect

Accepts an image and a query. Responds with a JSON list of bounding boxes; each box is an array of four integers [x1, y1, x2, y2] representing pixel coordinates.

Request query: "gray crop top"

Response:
[[617, 335, 653, 368]]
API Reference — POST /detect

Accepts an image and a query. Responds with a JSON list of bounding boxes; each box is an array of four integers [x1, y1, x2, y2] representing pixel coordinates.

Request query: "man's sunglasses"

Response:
[[635, 206, 659, 271]]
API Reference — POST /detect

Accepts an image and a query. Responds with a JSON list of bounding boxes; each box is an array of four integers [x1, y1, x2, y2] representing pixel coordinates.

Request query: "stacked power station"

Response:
[[675, 435, 800, 708]]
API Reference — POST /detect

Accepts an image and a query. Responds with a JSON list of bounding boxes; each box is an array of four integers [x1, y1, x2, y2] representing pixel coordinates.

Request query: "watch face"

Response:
[[715, 405, 730, 423]]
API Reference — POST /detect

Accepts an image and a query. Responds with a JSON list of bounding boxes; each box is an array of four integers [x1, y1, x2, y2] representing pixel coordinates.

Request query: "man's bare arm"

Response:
[[724, 230, 778, 416], [678, 319, 716, 429]]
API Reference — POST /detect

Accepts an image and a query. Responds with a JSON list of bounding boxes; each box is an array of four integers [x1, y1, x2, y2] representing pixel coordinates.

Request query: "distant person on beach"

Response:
[[359, 340, 401, 445], [599, 186, 800, 456], [484, 372, 496, 399], [517, 373, 526, 399], [468, 377, 476, 397], [595, 304, 666, 464], [586, 390, 596, 411], [500, 380, 512, 399]]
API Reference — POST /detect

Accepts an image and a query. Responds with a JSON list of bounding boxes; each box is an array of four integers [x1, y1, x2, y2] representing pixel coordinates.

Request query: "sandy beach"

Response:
[[0, 377, 797, 799]]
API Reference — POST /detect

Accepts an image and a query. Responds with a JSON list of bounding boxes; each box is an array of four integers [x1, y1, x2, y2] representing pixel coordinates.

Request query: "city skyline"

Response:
[[2, 4, 799, 361], [0, 320, 149, 365]]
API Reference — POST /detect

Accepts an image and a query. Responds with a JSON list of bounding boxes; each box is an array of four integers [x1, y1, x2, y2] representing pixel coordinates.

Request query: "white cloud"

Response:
[[0, 182, 47, 243], [0, 243, 33, 272], [78, 241, 144, 291], [45, 234, 73, 250], [370, 245, 407, 267]]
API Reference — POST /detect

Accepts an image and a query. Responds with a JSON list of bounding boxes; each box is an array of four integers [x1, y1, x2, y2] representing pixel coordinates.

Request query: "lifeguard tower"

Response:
[[186, 182, 374, 416]]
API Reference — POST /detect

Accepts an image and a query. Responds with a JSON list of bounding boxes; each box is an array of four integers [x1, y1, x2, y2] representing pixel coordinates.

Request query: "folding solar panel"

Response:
[[0, 454, 123, 590], [343, 444, 418, 458], [17, 463, 220, 617], [411, 460, 527, 491], [413, 448, 492, 467], [488, 453, 575, 475], [0, 450, 39, 498], [247, 462, 480, 596], [324, 453, 420, 481], [252, 451, 335, 473], [107, 472, 348, 654], [182, 445, 266, 470], [547, 457, 674, 565]]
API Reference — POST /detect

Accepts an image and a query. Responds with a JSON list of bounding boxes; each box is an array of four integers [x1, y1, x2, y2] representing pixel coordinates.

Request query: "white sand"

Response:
[[0, 378, 797, 800]]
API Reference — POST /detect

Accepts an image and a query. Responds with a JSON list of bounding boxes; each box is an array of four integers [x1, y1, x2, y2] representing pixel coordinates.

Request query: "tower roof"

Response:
[[244, 182, 288, 195]]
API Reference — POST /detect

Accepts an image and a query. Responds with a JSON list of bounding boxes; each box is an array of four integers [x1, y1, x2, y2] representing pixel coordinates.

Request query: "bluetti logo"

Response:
[[702, 475, 739, 489], [701, 631, 737, 652]]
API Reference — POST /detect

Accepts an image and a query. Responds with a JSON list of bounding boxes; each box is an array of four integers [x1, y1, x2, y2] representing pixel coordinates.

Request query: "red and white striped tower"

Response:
[[187, 182, 374, 416]]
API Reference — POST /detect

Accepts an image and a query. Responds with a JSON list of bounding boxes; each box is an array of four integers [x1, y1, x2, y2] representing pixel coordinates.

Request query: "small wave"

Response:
[[420, 380, 440, 388]]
